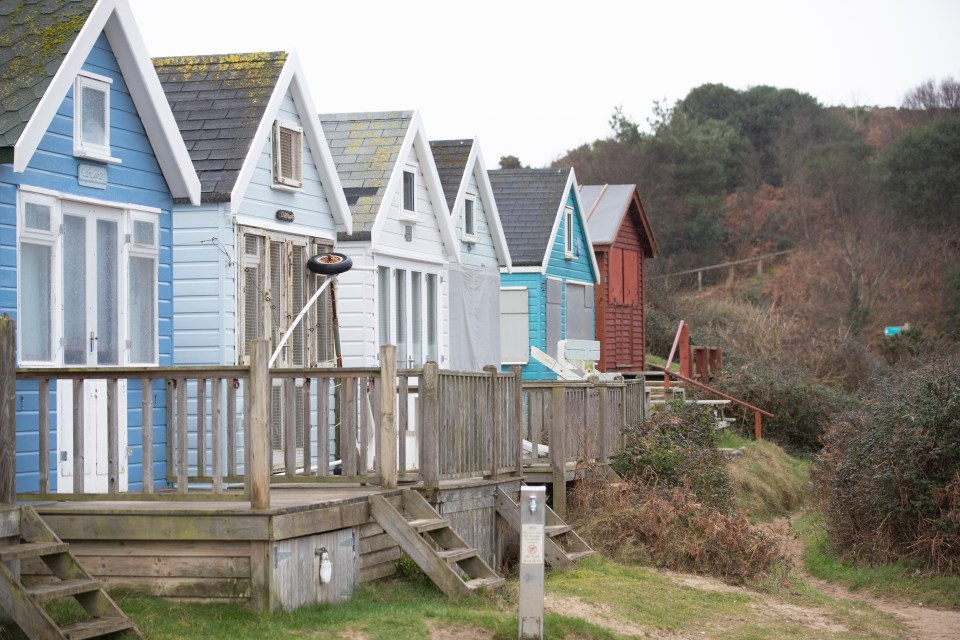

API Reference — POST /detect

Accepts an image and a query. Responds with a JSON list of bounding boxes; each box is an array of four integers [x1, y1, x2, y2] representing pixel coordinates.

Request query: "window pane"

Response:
[[411, 272, 422, 367], [63, 215, 86, 365], [403, 171, 415, 211], [24, 202, 51, 231], [465, 200, 474, 235], [81, 85, 106, 147], [426, 273, 437, 363], [129, 255, 156, 363], [133, 220, 155, 246], [21, 243, 52, 361], [377, 266, 390, 348], [96, 219, 118, 365], [395, 269, 406, 366]]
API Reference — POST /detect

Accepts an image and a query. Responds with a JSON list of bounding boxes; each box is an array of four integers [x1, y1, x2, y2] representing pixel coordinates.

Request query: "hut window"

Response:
[[462, 198, 476, 242], [402, 171, 415, 212], [74, 72, 112, 160], [564, 206, 574, 258], [273, 120, 303, 188], [500, 288, 529, 365]]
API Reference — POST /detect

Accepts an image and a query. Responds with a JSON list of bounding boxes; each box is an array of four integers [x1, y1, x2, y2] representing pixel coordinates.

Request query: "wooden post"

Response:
[[107, 378, 118, 494], [141, 379, 154, 493], [73, 378, 85, 494], [678, 323, 691, 380], [379, 345, 397, 490], [421, 361, 440, 492], [512, 366, 524, 477], [754, 412, 762, 441], [247, 340, 271, 509], [484, 366, 500, 479], [0, 315, 15, 505], [597, 384, 608, 466], [38, 379, 49, 494], [550, 385, 567, 518], [211, 377, 222, 491]]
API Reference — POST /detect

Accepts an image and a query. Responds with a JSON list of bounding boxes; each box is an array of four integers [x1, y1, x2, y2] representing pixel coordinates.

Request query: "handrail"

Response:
[[649, 364, 772, 418], [664, 320, 686, 372], [655, 249, 798, 280]]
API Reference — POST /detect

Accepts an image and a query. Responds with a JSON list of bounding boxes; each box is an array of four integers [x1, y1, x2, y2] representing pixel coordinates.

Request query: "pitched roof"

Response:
[[581, 183, 659, 256], [0, 0, 97, 149], [319, 111, 413, 236], [488, 168, 571, 267], [429, 139, 473, 210], [152, 52, 287, 202]]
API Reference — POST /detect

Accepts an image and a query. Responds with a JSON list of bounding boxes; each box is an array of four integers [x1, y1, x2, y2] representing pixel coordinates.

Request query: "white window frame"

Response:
[[126, 213, 160, 365], [462, 197, 477, 243], [400, 168, 417, 222], [272, 119, 304, 189], [377, 264, 439, 367], [73, 71, 117, 163], [500, 287, 530, 365], [564, 205, 574, 259], [17, 193, 60, 366]]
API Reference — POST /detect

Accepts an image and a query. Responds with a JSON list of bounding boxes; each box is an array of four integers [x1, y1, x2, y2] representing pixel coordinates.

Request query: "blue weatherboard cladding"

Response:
[[0, 34, 173, 493], [501, 183, 597, 380]]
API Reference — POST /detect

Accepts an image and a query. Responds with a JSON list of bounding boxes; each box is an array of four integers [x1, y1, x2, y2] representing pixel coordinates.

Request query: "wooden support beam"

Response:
[[754, 412, 762, 441], [421, 361, 439, 492], [247, 340, 270, 509], [211, 377, 222, 492], [0, 315, 14, 505], [141, 380, 153, 493], [107, 378, 119, 494], [550, 385, 567, 518], [38, 379, 49, 495], [484, 366, 500, 479], [73, 378, 85, 494], [597, 385, 608, 465], [379, 345, 397, 490], [512, 366, 524, 476], [176, 379, 187, 493]]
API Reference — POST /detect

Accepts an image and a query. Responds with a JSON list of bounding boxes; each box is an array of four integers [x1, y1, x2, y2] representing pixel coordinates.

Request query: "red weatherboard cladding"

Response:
[[594, 201, 650, 373]]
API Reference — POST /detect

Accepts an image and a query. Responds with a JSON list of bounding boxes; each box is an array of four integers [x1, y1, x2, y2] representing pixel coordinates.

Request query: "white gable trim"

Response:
[[369, 111, 458, 261], [228, 51, 352, 235], [13, 0, 200, 204], [538, 168, 601, 282], [450, 139, 512, 272]]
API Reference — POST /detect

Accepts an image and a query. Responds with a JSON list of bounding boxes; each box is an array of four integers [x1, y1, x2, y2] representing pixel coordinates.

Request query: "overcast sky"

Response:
[[128, 0, 960, 168]]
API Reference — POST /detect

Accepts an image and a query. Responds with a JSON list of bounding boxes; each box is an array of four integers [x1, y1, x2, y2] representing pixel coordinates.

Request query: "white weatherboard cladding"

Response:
[[172, 202, 236, 365], [334, 250, 377, 367], [241, 90, 336, 239], [379, 144, 445, 258], [456, 170, 499, 269]]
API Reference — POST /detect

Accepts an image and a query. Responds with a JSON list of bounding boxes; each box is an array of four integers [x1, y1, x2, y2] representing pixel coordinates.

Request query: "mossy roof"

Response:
[[429, 139, 473, 210], [0, 0, 97, 148], [152, 51, 287, 201], [489, 168, 572, 267], [319, 111, 412, 235]]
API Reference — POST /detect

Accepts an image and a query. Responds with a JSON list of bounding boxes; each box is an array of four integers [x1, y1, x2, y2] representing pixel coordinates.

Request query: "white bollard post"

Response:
[[518, 485, 546, 639]]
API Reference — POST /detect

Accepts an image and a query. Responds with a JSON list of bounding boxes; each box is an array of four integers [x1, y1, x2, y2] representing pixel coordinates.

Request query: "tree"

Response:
[[902, 76, 960, 114], [498, 155, 525, 169], [876, 114, 960, 226]]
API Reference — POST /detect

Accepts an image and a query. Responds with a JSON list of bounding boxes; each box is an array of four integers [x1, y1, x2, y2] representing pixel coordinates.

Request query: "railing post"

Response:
[[597, 383, 608, 466], [754, 412, 762, 441], [421, 361, 440, 492], [550, 385, 567, 518], [484, 365, 500, 479], [247, 340, 271, 509], [0, 315, 15, 505], [379, 345, 397, 490], [512, 366, 524, 477], [678, 323, 691, 380]]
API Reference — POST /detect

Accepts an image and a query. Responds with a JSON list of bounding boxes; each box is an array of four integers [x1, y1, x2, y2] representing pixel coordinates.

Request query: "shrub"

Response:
[[817, 354, 960, 573], [717, 362, 853, 454], [612, 402, 733, 510]]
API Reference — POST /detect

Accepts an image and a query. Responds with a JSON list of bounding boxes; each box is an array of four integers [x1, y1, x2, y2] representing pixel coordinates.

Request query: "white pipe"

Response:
[[270, 276, 334, 368]]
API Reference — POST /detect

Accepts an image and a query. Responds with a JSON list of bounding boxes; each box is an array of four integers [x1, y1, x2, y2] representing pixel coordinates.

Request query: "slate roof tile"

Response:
[[0, 0, 97, 148], [153, 51, 286, 202], [489, 168, 571, 266], [429, 139, 473, 210], [320, 110, 413, 236]]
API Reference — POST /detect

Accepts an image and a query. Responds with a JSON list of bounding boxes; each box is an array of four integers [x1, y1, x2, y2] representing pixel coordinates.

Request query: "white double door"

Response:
[[56, 204, 127, 493]]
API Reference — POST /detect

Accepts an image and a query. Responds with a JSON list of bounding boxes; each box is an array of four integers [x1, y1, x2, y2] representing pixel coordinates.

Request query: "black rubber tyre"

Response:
[[307, 252, 353, 275]]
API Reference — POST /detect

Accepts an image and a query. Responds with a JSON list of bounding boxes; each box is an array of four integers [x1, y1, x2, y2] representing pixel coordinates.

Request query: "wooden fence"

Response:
[[1, 315, 641, 508]]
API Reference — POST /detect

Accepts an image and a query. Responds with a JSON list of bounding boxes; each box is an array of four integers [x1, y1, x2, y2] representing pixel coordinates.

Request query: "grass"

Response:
[[719, 431, 812, 522], [794, 512, 960, 608], [645, 354, 680, 372]]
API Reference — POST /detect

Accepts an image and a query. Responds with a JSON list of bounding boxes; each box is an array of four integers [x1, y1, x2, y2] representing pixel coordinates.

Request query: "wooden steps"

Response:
[[0, 506, 142, 639], [369, 491, 504, 598], [495, 486, 594, 568]]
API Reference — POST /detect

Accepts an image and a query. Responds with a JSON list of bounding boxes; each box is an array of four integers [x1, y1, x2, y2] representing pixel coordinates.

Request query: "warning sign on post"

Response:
[[521, 523, 544, 564]]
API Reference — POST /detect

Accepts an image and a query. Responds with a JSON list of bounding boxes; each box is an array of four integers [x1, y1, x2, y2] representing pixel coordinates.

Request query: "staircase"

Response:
[[494, 487, 593, 567], [368, 491, 504, 598], [0, 506, 142, 640], [643, 370, 685, 409]]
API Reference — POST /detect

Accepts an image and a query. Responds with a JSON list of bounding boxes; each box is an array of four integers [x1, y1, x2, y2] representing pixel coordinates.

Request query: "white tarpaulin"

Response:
[[448, 265, 502, 371]]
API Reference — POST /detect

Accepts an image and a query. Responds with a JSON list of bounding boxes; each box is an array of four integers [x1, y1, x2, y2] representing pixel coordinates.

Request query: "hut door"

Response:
[[56, 205, 128, 493]]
